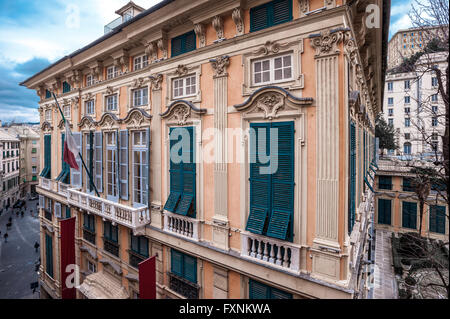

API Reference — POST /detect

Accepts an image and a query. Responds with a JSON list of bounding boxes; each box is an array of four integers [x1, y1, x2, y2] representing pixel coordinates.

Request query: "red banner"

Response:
[[60, 217, 76, 299], [139, 256, 156, 299]]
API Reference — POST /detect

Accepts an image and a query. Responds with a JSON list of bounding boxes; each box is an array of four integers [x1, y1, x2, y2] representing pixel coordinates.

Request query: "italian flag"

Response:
[[63, 121, 80, 171]]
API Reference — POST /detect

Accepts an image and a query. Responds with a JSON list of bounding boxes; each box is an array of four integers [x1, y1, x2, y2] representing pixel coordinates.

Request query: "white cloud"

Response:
[[0, 104, 39, 123], [390, 14, 413, 36]]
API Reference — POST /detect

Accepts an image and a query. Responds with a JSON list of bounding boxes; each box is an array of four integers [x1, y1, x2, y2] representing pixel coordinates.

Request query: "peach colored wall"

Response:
[[200, 63, 214, 109], [119, 86, 128, 119], [223, 15, 236, 40], [228, 271, 241, 298], [202, 261, 214, 298], [227, 56, 244, 107]]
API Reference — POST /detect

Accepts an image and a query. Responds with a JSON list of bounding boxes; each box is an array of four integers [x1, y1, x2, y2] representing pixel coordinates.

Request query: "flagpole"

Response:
[[52, 92, 100, 197]]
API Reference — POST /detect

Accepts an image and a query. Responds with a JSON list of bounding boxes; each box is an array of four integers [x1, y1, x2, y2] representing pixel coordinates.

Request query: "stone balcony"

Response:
[[163, 211, 200, 241], [67, 188, 150, 234], [241, 232, 301, 274]]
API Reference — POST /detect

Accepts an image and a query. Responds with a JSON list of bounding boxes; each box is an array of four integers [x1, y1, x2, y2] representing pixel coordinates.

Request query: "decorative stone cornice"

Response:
[[234, 86, 314, 119], [212, 15, 225, 42], [41, 121, 53, 133], [174, 64, 189, 77], [122, 108, 152, 128], [149, 74, 163, 91], [253, 40, 294, 56], [194, 23, 206, 48], [232, 7, 244, 36], [210, 55, 230, 78], [98, 112, 120, 129], [309, 28, 346, 58], [78, 116, 96, 130], [160, 100, 206, 125]]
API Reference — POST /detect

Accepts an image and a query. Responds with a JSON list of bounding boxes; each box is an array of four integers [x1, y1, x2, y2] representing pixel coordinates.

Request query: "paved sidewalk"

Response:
[[373, 229, 398, 299]]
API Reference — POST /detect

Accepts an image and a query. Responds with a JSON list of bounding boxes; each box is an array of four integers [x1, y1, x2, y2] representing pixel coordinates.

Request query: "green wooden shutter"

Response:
[[402, 202, 417, 229], [378, 199, 391, 225], [247, 123, 271, 234], [183, 254, 197, 283], [430, 206, 446, 234], [40, 135, 52, 178], [250, 4, 269, 32], [267, 122, 294, 241], [271, 286, 293, 299], [164, 128, 183, 212], [171, 249, 183, 277], [249, 280, 269, 299], [65, 206, 71, 219], [272, 0, 292, 26], [171, 36, 183, 57], [171, 31, 196, 57], [184, 31, 196, 53], [45, 234, 53, 278], [176, 127, 196, 217], [349, 122, 356, 233], [56, 133, 65, 181]]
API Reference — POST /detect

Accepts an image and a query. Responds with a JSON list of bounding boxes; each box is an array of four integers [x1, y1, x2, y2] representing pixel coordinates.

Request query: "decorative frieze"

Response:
[[309, 28, 344, 57]]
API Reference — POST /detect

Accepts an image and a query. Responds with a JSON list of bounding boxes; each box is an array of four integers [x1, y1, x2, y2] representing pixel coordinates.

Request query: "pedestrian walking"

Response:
[[4, 233, 8, 243], [34, 242, 40, 252]]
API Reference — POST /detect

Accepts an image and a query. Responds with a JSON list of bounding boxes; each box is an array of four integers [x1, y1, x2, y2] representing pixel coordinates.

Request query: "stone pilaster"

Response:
[[150, 74, 163, 227], [210, 56, 230, 250]]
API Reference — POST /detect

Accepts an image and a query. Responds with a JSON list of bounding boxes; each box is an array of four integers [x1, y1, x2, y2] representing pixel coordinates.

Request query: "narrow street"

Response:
[[0, 198, 40, 299]]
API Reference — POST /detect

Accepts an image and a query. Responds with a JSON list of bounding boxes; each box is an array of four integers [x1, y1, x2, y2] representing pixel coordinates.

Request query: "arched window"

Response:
[[404, 142, 412, 154]]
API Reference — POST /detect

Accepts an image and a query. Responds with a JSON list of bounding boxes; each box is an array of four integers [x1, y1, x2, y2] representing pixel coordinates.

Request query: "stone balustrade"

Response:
[[163, 211, 200, 241]]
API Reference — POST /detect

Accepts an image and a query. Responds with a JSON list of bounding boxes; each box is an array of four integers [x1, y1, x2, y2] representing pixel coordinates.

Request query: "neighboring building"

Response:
[[374, 159, 448, 240], [21, 0, 389, 299], [383, 52, 447, 158], [3, 125, 41, 197], [387, 26, 445, 69], [0, 128, 21, 210]]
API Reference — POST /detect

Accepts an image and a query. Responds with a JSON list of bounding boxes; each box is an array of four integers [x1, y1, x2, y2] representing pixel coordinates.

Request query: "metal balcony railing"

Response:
[[104, 13, 133, 34]]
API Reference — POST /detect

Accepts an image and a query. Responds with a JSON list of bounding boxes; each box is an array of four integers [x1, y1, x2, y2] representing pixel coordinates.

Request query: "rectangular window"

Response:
[[86, 74, 94, 87], [404, 133, 410, 140], [40, 135, 51, 179], [405, 118, 410, 127], [387, 82, 393, 91], [63, 105, 71, 118], [107, 66, 118, 79], [45, 90, 52, 99], [431, 94, 438, 102], [249, 279, 292, 299], [404, 80, 410, 89], [432, 117, 438, 126], [388, 119, 393, 126], [134, 55, 148, 71], [432, 105, 438, 113], [86, 100, 95, 115], [62, 81, 71, 94], [133, 130, 148, 206], [84, 132, 94, 192], [171, 249, 197, 283], [246, 122, 294, 241], [388, 108, 393, 116], [172, 75, 196, 99], [402, 201, 417, 229], [429, 206, 446, 234], [105, 132, 118, 200], [171, 30, 196, 57], [45, 234, 53, 278], [253, 54, 293, 85], [404, 96, 410, 104], [378, 199, 392, 225], [32, 157, 37, 164], [45, 110, 52, 121], [87, 261, 96, 273], [250, 0, 292, 32], [32, 166, 37, 174], [106, 95, 118, 111], [129, 232, 149, 269], [133, 88, 148, 107], [378, 176, 392, 190], [164, 127, 196, 217], [103, 221, 119, 257], [431, 77, 438, 87], [404, 107, 410, 115], [388, 97, 393, 105], [32, 148, 37, 153], [83, 213, 95, 232]]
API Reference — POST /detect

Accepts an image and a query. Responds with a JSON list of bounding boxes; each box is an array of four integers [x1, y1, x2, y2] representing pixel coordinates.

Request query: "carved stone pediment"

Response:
[[160, 100, 206, 125], [253, 40, 295, 56], [175, 64, 189, 77], [41, 121, 53, 133], [123, 108, 152, 128], [78, 116, 96, 130], [149, 74, 163, 91], [82, 92, 93, 101], [98, 112, 119, 129], [234, 86, 313, 119], [58, 119, 73, 130], [131, 77, 148, 89], [106, 86, 115, 95]]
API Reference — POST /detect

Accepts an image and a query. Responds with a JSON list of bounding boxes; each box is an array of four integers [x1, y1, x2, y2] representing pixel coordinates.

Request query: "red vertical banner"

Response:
[[139, 256, 156, 299], [60, 217, 76, 299]]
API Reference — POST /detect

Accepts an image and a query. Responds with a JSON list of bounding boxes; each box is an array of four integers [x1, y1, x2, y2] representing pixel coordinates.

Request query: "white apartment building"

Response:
[[383, 52, 447, 158], [0, 128, 21, 210]]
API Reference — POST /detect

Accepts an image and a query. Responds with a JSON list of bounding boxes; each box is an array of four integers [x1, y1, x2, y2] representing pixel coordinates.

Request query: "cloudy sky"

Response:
[[0, 0, 414, 124]]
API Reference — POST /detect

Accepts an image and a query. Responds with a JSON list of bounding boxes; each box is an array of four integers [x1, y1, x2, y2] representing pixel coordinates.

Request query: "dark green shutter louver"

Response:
[[271, 287, 293, 299], [40, 135, 51, 179], [430, 206, 446, 234], [63, 81, 71, 93], [249, 280, 269, 299], [45, 90, 51, 99], [171, 31, 196, 57], [402, 202, 417, 229], [171, 250, 183, 277], [266, 210, 290, 240], [183, 255, 197, 283], [45, 234, 53, 278], [349, 122, 356, 233], [246, 207, 269, 234], [250, 0, 292, 32], [378, 199, 391, 225], [171, 249, 197, 283]]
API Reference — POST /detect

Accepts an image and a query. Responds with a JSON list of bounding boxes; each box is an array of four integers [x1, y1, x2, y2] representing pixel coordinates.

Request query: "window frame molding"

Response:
[[81, 92, 97, 118], [242, 38, 304, 96], [102, 86, 121, 115], [165, 64, 202, 105], [234, 86, 312, 246], [127, 78, 151, 112]]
